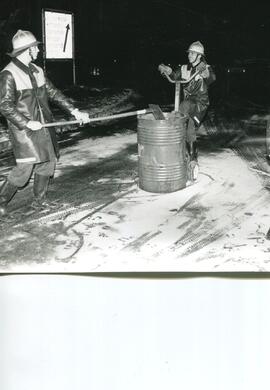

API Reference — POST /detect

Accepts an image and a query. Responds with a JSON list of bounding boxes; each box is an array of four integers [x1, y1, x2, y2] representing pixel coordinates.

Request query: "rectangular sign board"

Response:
[[43, 9, 74, 59]]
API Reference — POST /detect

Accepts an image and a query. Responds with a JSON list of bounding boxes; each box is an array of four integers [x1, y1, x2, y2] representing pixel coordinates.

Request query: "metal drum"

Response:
[[137, 112, 187, 193]]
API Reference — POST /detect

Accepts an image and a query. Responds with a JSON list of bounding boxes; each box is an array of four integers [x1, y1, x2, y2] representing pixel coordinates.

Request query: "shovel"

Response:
[[42, 108, 153, 128]]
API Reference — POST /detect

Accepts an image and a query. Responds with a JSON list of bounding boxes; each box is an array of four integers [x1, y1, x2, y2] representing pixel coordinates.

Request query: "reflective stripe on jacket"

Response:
[[0, 60, 75, 163]]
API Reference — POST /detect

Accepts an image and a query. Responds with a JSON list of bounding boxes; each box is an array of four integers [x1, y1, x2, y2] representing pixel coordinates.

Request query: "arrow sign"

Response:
[[63, 24, 70, 52]]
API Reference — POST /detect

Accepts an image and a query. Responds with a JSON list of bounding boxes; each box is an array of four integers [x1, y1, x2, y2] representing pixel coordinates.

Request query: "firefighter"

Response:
[[158, 41, 216, 180], [0, 30, 90, 216]]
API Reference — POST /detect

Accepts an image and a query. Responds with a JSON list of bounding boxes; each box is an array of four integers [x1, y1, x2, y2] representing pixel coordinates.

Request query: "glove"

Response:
[[158, 63, 172, 76], [26, 120, 43, 131], [196, 62, 208, 74], [71, 109, 90, 124]]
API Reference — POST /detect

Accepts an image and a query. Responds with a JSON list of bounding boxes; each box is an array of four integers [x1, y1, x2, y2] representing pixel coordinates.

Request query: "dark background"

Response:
[[0, 0, 270, 103]]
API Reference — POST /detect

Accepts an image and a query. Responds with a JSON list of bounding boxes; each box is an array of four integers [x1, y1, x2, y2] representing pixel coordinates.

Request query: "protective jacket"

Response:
[[0, 58, 75, 163], [170, 61, 216, 125]]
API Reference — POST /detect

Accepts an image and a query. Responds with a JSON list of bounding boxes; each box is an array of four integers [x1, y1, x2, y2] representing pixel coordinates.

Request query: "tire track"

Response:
[[121, 230, 162, 252]]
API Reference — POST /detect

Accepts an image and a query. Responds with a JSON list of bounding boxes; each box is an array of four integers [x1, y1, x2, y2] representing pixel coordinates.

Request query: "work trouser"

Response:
[[7, 159, 56, 188], [179, 99, 206, 143]]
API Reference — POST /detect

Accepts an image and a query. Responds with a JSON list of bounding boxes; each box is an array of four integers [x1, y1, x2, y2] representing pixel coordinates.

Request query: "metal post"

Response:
[[41, 8, 46, 74], [73, 59, 76, 85], [72, 12, 76, 85]]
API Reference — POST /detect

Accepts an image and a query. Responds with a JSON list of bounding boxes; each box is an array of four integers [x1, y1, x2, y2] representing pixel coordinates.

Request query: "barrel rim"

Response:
[[138, 112, 188, 123]]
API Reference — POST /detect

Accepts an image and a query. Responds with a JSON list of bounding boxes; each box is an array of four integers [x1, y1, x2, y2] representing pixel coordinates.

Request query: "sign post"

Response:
[[42, 9, 75, 84]]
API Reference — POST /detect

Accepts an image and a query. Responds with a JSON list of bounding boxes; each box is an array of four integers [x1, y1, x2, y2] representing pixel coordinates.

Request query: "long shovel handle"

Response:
[[42, 108, 152, 128], [43, 120, 81, 127]]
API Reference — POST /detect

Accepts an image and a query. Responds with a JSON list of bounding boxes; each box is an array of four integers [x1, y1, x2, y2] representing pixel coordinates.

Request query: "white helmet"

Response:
[[7, 30, 40, 57], [187, 41, 205, 56]]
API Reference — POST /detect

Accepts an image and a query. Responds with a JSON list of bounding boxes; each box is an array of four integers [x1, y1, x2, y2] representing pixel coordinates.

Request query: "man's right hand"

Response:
[[158, 64, 172, 76], [26, 120, 43, 131]]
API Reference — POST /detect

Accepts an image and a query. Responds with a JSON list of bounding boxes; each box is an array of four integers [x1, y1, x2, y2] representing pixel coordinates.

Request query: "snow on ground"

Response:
[[1, 87, 270, 272], [3, 130, 270, 273], [55, 131, 135, 172]]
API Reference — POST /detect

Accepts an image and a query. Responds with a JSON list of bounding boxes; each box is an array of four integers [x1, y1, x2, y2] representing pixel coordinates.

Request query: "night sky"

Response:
[[0, 0, 270, 82]]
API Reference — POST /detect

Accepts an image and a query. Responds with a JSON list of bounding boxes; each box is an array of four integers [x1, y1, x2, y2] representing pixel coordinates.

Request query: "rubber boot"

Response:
[[186, 141, 198, 162], [31, 174, 50, 209], [186, 141, 199, 182], [0, 179, 17, 216]]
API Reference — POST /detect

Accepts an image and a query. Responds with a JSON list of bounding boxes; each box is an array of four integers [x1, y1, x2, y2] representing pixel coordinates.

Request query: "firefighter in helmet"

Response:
[[0, 30, 90, 216], [158, 41, 216, 181]]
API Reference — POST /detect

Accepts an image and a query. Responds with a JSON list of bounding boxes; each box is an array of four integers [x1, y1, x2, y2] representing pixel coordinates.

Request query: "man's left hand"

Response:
[[71, 109, 90, 124], [196, 62, 207, 73], [196, 63, 210, 78]]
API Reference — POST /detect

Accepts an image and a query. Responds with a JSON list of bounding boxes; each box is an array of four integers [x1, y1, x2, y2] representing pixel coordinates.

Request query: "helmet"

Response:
[[187, 41, 205, 56], [7, 30, 40, 57]]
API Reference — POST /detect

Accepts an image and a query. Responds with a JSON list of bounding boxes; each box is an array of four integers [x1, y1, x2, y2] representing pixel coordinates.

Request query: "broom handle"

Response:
[[42, 108, 152, 128]]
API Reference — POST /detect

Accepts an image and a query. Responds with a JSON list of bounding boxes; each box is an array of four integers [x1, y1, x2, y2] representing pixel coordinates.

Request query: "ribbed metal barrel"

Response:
[[137, 112, 187, 193]]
